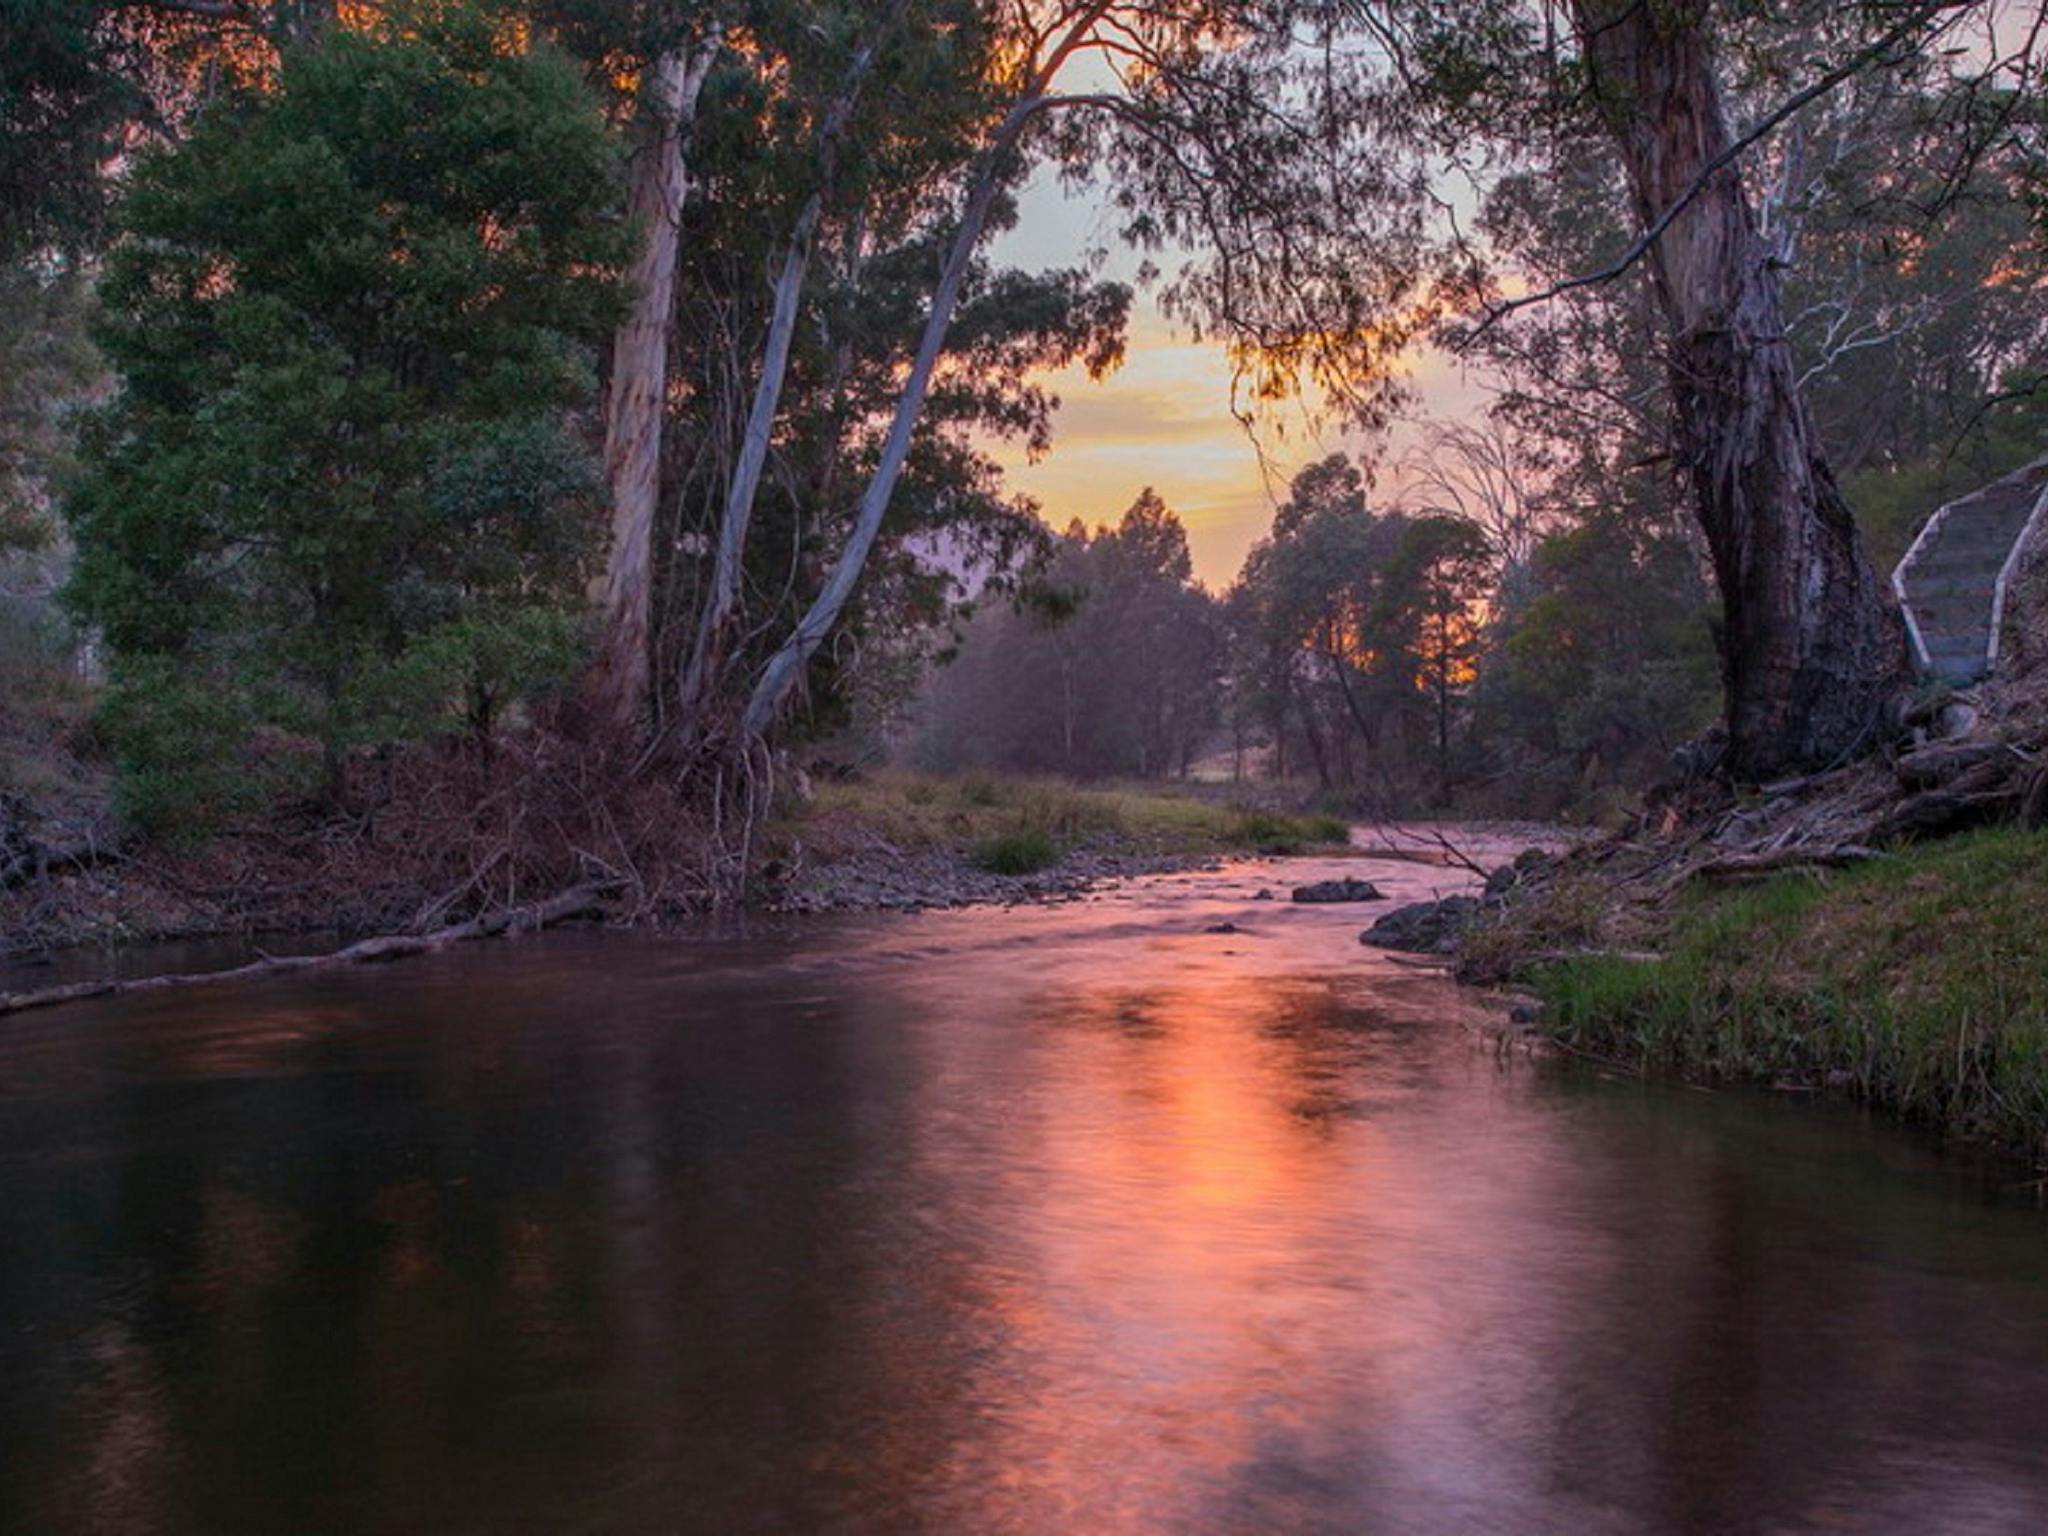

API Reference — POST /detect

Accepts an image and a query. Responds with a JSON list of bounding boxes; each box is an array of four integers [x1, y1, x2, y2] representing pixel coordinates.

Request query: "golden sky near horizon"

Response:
[[983, 170, 1489, 590]]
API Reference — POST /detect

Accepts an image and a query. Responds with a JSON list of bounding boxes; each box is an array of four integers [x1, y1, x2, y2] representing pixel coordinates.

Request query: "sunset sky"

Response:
[[985, 169, 1488, 588]]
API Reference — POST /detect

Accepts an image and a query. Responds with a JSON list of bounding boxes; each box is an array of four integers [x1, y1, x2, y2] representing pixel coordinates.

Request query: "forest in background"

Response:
[[4, 0, 2048, 920]]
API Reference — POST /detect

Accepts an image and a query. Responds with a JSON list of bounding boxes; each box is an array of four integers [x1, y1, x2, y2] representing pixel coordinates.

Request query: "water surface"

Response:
[[3, 852, 2046, 1533]]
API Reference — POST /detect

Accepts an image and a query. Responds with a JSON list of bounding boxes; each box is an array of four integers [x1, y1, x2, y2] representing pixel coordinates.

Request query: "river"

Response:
[[2, 849, 2046, 1533]]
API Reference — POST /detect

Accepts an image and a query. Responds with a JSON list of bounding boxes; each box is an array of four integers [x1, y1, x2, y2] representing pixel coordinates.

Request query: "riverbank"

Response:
[[0, 764, 1357, 957], [761, 772, 1352, 911], [1494, 827, 2048, 1161]]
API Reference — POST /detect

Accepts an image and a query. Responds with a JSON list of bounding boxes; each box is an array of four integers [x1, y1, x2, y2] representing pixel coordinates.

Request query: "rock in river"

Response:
[[1291, 878, 1385, 904], [1358, 896, 1482, 954]]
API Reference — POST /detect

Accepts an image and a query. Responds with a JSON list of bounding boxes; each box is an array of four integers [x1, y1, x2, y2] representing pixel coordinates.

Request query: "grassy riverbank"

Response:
[[791, 772, 1348, 863], [1529, 827, 2048, 1158], [763, 772, 1352, 908]]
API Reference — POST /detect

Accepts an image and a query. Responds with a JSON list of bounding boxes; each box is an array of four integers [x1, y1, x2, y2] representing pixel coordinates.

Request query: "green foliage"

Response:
[[1842, 378, 2048, 572], [1227, 454, 1475, 805], [1481, 508, 1721, 803], [0, 259, 98, 553], [0, 0, 130, 254], [1230, 810, 1349, 855], [63, 4, 624, 825], [785, 771, 1350, 863], [1534, 830, 2048, 1156], [972, 827, 1057, 875], [95, 655, 279, 837]]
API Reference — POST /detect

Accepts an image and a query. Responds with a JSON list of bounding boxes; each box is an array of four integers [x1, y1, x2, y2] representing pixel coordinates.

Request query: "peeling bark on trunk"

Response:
[[1573, 0, 1905, 780], [589, 37, 717, 733]]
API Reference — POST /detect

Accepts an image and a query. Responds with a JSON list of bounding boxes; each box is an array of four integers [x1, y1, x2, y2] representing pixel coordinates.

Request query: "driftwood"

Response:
[[1348, 844, 1466, 868], [0, 792, 122, 890], [0, 884, 612, 1019], [1869, 787, 2021, 845]]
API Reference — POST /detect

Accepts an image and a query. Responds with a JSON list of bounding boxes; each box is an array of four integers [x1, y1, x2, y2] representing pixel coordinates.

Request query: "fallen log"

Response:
[[1870, 788, 2021, 845], [0, 884, 613, 1019]]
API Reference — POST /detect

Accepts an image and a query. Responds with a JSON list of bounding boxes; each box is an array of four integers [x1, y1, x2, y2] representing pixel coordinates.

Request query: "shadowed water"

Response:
[[3, 853, 2046, 1534]]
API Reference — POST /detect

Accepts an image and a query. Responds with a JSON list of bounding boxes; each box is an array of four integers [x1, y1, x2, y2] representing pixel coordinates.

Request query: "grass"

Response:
[[1531, 827, 2048, 1157], [972, 828, 1058, 875], [777, 770, 1353, 869]]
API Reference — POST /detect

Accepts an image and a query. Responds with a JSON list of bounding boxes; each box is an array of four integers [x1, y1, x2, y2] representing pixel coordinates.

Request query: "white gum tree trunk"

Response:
[[740, 100, 1036, 739], [677, 3, 903, 726], [590, 34, 718, 732]]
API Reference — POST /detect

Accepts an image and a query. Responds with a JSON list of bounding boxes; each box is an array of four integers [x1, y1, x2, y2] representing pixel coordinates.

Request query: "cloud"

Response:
[[980, 176, 1492, 583], [984, 309, 1341, 584]]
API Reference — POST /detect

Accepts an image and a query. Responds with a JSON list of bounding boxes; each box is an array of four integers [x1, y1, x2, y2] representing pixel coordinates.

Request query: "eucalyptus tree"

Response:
[[674, 0, 931, 728], [1561, 0, 1919, 778], [1225, 454, 1415, 794], [1401, 419, 1549, 576], [582, 2, 723, 730], [737, 0, 1427, 740], [1379, 513, 1491, 803], [659, 155, 1129, 743], [1135, 1, 2045, 779]]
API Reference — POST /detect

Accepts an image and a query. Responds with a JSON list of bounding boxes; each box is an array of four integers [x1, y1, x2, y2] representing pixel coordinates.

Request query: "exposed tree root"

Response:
[[0, 883, 613, 1018]]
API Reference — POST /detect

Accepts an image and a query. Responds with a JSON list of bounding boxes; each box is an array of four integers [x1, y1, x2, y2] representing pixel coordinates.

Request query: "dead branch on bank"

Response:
[[0, 883, 614, 1019]]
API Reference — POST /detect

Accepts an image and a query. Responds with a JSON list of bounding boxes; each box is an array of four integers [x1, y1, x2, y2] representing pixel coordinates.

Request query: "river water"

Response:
[[3, 850, 2047, 1534]]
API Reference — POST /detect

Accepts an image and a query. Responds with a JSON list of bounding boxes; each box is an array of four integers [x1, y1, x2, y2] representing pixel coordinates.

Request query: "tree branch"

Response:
[[1459, 1, 1970, 348]]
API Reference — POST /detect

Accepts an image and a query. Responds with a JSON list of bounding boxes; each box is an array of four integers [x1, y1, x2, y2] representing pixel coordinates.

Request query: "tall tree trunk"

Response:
[[735, 3, 1118, 741], [1573, 0, 1904, 780], [589, 35, 718, 732], [676, 2, 902, 729], [675, 195, 822, 721], [740, 96, 1040, 739]]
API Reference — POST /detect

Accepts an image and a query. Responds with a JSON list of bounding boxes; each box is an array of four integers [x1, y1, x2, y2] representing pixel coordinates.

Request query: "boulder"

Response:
[[1358, 896, 1482, 954], [1291, 878, 1385, 904]]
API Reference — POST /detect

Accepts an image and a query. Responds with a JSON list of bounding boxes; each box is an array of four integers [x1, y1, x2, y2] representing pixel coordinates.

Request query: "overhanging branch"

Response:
[[1458, 0, 1972, 349]]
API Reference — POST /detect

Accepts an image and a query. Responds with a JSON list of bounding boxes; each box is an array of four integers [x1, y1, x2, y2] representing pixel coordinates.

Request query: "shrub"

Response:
[[973, 828, 1057, 875]]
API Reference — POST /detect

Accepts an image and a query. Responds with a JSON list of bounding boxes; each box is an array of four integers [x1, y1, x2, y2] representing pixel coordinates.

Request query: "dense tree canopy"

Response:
[[3, 0, 2045, 834], [63, 5, 624, 821]]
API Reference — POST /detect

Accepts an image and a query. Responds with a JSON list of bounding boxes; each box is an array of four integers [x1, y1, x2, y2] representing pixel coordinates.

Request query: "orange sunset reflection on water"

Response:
[[4, 853, 2048, 1533]]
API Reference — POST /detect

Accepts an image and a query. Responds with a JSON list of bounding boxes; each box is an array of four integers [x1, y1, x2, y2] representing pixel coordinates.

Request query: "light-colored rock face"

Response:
[[1894, 454, 2048, 685]]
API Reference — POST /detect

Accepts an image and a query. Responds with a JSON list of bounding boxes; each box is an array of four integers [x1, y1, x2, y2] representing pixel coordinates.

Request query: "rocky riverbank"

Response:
[[763, 842, 1225, 913]]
